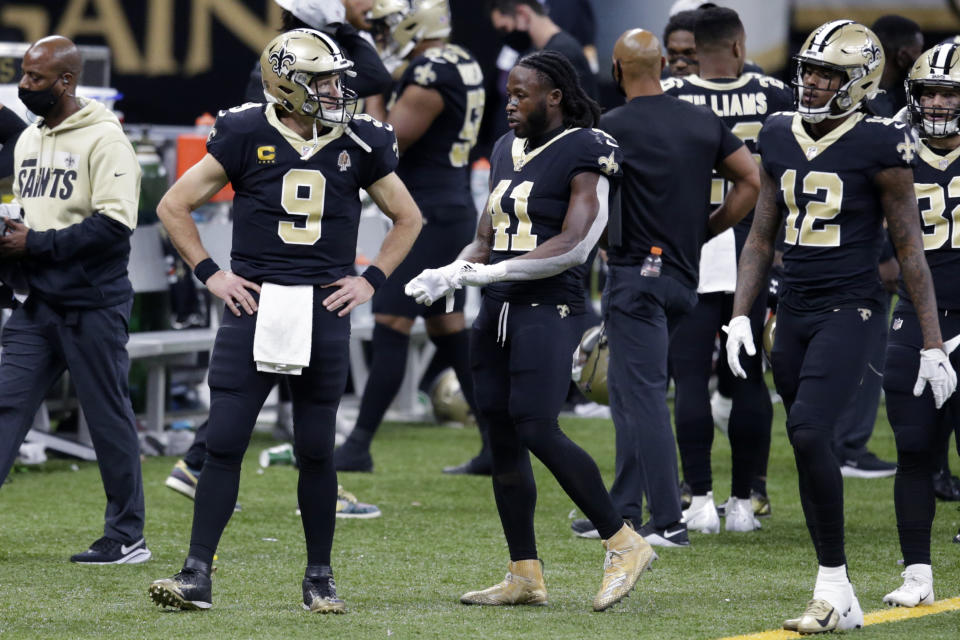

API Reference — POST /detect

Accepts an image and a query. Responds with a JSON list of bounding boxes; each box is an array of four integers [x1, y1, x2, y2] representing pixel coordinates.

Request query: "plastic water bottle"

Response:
[[640, 246, 662, 277]]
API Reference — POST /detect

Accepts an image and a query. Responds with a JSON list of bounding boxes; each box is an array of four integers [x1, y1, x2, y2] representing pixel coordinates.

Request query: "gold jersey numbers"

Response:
[[279, 169, 325, 245], [781, 169, 844, 247], [489, 179, 536, 252]]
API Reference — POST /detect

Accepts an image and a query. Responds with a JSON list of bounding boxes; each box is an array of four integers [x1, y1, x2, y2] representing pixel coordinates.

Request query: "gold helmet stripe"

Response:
[[810, 19, 853, 53]]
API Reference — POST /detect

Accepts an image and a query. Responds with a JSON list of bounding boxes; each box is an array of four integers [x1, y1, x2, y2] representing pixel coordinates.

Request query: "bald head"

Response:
[[613, 29, 662, 81], [26, 36, 81, 78]]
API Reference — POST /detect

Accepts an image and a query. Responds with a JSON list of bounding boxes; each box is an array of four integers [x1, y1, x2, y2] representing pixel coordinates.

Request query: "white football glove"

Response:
[[404, 259, 470, 307], [456, 262, 508, 287], [723, 315, 756, 379], [913, 334, 960, 409]]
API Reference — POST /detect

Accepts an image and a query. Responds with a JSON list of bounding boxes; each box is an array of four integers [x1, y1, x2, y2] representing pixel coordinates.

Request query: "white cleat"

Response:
[[724, 497, 761, 532], [681, 492, 721, 534], [883, 564, 934, 607], [839, 586, 864, 630]]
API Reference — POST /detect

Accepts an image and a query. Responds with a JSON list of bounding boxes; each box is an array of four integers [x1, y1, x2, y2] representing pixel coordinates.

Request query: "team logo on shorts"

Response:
[[338, 150, 351, 172], [557, 304, 570, 318], [858, 308, 872, 321], [892, 317, 903, 330]]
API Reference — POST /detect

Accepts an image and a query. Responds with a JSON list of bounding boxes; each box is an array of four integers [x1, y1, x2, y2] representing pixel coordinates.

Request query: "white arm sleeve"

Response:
[[496, 175, 609, 281]]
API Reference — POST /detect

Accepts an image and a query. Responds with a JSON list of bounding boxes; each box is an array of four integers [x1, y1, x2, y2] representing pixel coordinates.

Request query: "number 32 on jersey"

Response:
[[488, 180, 536, 252]]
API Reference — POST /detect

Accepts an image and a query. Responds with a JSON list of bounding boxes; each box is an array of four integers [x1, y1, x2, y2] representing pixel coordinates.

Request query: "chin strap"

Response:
[[344, 124, 373, 153], [299, 119, 321, 161]]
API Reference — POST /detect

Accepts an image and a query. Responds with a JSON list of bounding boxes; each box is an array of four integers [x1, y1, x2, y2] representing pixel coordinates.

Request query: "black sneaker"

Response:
[[638, 521, 690, 547], [839, 451, 896, 479], [953, 527, 960, 544], [333, 442, 373, 473], [70, 536, 151, 564], [442, 455, 492, 476], [571, 518, 600, 539], [933, 470, 960, 501], [302, 566, 345, 613], [149, 558, 213, 610]]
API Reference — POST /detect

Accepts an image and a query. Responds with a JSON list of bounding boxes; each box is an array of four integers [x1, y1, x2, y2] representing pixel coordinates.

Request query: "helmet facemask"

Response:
[[906, 44, 960, 139], [288, 70, 359, 127], [792, 58, 866, 123], [261, 29, 359, 128], [908, 80, 960, 138], [792, 20, 884, 124]]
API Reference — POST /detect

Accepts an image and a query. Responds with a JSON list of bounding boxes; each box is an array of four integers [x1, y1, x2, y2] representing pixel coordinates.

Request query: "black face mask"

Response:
[[19, 79, 63, 117], [502, 29, 532, 52]]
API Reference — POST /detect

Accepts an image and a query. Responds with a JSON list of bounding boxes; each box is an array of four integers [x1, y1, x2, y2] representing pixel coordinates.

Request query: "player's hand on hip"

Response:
[[722, 315, 756, 379], [915, 343, 959, 409], [206, 270, 260, 316], [322, 275, 374, 317]]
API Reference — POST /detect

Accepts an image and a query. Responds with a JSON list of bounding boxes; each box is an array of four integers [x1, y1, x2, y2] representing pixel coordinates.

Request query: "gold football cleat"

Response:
[[786, 599, 838, 634], [460, 559, 547, 606], [593, 523, 656, 611]]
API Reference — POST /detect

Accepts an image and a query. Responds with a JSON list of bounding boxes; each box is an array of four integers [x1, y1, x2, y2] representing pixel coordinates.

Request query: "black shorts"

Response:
[[771, 303, 882, 433], [883, 301, 960, 451], [371, 211, 476, 319], [470, 295, 583, 423]]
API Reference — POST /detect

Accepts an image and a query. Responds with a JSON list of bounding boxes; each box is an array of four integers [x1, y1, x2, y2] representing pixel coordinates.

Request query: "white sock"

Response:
[[904, 564, 932, 581], [688, 493, 715, 511], [813, 565, 851, 612]]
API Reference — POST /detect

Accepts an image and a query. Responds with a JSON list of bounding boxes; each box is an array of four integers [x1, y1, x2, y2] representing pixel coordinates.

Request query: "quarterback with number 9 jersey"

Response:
[[206, 105, 398, 285]]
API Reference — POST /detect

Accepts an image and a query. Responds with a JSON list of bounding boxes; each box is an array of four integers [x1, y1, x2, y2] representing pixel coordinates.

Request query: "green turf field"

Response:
[[1, 401, 958, 639]]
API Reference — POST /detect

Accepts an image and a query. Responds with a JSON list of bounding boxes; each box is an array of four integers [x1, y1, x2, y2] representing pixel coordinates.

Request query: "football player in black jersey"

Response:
[[334, 0, 489, 474], [147, 29, 421, 613], [726, 21, 955, 634], [662, 6, 790, 534], [406, 50, 654, 612], [881, 43, 960, 608]]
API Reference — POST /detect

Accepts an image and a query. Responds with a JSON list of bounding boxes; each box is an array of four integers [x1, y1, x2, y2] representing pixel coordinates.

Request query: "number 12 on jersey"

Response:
[[488, 179, 536, 251]]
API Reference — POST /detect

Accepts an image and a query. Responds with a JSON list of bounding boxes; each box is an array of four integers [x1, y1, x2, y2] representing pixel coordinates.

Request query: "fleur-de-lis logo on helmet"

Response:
[[861, 41, 881, 66], [269, 45, 296, 79]]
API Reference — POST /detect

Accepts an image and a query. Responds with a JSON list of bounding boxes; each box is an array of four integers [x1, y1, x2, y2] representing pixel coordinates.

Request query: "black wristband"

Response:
[[193, 258, 220, 284], [361, 265, 387, 291]]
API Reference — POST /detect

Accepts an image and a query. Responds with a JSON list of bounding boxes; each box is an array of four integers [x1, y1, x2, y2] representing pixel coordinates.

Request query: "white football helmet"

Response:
[[793, 20, 884, 123], [906, 43, 960, 138], [260, 28, 358, 126]]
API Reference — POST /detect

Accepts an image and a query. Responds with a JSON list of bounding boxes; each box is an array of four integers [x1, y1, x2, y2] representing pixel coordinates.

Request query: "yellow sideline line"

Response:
[[716, 596, 960, 640]]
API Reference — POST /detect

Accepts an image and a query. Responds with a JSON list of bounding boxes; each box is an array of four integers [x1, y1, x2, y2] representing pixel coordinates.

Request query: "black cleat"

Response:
[[570, 518, 600, 539], [149, 558, 212, 610], [71, 536, 151, 564], [333, 442, 373, 472], [442, 455, 492, 475], [933, 470, 960, 501], [638, 521, 690, 548], [302, 566, 345, 613]]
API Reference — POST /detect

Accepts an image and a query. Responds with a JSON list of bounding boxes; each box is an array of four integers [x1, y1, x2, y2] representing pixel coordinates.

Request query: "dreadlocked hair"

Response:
[[517, 50, 601, 129]]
